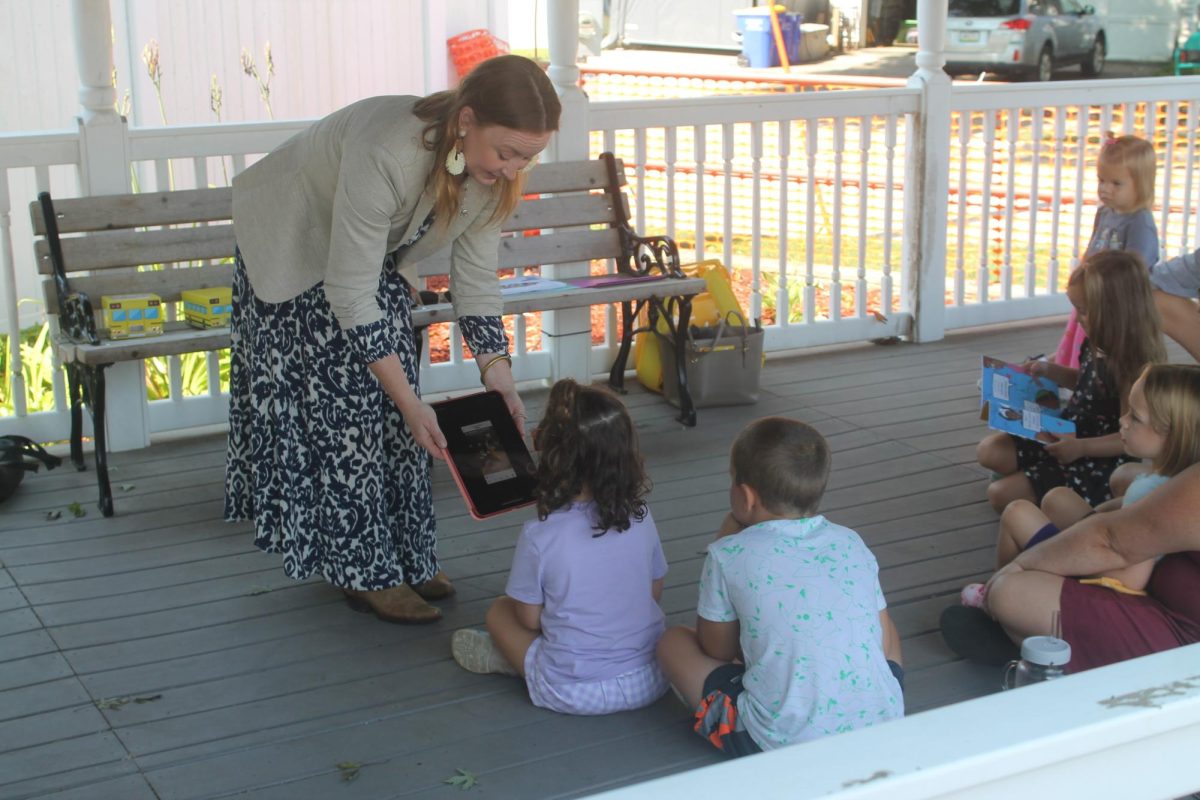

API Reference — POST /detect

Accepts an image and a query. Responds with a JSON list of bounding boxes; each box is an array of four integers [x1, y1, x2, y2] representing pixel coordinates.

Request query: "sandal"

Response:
[[451, 629, 519, 676]]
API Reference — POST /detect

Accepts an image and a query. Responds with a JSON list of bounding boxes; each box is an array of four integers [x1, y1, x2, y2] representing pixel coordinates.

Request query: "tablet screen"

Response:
[[434, 391, 537, 519]]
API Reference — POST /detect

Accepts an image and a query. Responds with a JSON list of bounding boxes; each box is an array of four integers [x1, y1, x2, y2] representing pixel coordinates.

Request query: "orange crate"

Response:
[[448, 29, 509, 78]]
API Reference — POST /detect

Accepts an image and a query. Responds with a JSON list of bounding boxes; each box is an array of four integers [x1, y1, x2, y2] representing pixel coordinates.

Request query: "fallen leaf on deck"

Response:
[[444, 768, 479, 790], [95, 694, 162, 711], [45, 510, 62, 521], [336, 761, 362, 782], [67, 501, 86, 518]]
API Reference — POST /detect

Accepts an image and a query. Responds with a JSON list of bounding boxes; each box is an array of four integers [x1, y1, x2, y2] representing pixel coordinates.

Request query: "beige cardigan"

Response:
[[232, 95, 504, 331]]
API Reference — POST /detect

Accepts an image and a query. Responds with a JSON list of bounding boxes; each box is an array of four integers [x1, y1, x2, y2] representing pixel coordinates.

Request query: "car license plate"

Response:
[[957, 31, 981, 43]]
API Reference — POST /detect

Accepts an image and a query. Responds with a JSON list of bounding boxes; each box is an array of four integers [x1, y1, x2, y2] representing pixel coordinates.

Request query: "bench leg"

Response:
[[607, 300, 639, 393], [65, 364, 86, 471], [80, 364, 115, 517], [669, 297, 697, 427]]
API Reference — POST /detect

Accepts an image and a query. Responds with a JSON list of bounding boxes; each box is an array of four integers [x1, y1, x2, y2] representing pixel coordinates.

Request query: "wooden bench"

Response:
[[32, 152, 706, 516]]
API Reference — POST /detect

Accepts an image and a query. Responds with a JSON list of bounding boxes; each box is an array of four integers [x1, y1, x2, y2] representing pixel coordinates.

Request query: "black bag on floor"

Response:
[[0, 436, 62, 503]]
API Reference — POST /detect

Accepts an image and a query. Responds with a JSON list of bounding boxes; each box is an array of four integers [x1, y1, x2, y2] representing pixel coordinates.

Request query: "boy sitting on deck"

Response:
[[657, 417, 905, 756]]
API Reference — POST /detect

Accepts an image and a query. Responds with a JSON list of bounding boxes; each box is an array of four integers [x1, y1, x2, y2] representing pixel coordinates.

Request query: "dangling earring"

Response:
[[445, 130, 466, 176]]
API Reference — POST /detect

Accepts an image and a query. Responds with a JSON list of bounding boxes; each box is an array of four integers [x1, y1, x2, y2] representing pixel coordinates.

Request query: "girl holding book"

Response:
[[977, 250, 1165, 513]]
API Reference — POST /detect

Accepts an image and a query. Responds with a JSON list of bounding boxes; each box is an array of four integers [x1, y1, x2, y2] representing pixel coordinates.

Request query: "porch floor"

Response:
[[3, 319, 1089, 799]]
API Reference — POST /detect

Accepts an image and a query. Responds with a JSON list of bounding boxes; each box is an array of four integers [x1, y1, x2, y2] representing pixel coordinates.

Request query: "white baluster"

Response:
[[0, 174, 24, 417], [953, 110, 970, 307], [856, 115, 870, 319], [665, 125, 677, 241], [1049, 108, 1066, 295], [1161, 100, 1177, 250], [977, 110, 995, 306], [882, 114, 897, 316], [722, 122, 735, 271], [1001, 108, 1017, 302], [831, 117, 844, 321], [694, 124, 706, 264], [750, 120, 763, 324], [1025, 110, 1042, 300], [804, 118, 817, 325], [777, 119, 790, 327]]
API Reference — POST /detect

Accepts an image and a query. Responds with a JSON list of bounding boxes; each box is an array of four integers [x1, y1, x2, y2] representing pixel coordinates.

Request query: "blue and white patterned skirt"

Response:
[[224, 251, 438, 591]]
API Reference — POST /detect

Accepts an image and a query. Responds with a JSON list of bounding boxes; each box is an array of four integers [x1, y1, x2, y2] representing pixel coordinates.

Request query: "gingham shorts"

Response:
[[523, 637, 670, 715]]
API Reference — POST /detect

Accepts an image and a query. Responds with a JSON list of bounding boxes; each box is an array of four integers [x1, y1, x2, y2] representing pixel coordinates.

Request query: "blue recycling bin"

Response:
[[735, 8, 802, 68]]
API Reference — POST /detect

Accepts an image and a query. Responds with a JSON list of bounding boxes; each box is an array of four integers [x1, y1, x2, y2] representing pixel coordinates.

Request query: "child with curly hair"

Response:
[[451, 379, 669, 715]]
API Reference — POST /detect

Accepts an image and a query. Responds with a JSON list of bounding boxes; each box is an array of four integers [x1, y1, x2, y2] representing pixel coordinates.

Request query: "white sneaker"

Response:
[[451, 629, 519, 676]]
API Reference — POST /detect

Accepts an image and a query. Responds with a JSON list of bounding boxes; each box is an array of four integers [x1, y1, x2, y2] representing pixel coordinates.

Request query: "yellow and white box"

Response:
[[101, 293, 163, 339], [182, 287, 233, 329]]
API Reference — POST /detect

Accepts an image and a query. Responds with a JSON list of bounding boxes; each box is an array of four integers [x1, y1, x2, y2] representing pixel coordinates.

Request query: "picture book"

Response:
[[980, 356, 1076, 442]]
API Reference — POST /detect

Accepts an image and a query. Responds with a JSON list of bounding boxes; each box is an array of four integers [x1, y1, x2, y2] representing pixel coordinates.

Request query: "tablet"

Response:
[[433, 390, 538, 520]]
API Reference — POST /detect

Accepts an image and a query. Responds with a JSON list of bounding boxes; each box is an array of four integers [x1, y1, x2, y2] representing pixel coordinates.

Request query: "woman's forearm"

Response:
[[368, 353, 421, 412], [1012, 512, 1131, 577]]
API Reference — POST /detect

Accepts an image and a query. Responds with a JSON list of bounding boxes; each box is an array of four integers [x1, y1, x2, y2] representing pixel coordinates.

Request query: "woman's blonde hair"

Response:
[[1139, 363, 1200, 476], [1098, 134, 1157, 211], [413, 55, 561, 229], [1068, 249, 1166, 398]]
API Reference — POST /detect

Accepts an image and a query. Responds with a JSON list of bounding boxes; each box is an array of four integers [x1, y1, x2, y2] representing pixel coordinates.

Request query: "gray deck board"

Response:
[[2, 319, 1143, 799]]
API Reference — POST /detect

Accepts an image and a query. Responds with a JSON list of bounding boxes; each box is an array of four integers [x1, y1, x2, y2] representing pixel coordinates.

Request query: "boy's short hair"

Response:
[[731, 417, 831, 517]]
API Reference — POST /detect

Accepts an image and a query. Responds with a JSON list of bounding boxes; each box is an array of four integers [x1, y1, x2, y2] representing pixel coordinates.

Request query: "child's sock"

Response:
[[960, 582, 988, 609], [451, 629, 520, 676]]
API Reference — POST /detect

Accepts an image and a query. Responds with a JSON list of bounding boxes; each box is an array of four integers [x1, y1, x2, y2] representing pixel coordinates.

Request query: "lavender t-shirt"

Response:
[[505, 502, 668, 684]]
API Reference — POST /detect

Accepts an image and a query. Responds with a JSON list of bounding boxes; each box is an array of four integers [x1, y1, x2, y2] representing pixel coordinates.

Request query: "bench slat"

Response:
[[43, 263, 235, 311], [521, 159, 624, 195], [35, 225, 236, 274], [498, 227, 623, 271], [504, 192, 626, 233], [31, 188, 234, 235], [60, 325, 232, 366]]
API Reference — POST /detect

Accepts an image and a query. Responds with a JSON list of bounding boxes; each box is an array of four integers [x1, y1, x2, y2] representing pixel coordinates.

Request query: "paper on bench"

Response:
[[498, 275, 572, 295]]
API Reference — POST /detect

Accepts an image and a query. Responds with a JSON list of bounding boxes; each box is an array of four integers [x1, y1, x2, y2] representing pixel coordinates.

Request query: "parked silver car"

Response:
[[944, 0, 1107, 81]]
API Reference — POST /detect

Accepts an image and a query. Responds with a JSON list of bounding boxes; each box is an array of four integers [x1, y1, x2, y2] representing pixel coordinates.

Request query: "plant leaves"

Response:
[[444, 768, 478, 791], [335, 761, 361, 782], [67, 501, 86, 518], [45, 510, 62, 521]]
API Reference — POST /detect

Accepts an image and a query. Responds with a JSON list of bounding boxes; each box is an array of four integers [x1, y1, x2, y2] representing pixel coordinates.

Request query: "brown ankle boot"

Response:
[[342, 585, 442, 624], [412, 570, 456, 601]]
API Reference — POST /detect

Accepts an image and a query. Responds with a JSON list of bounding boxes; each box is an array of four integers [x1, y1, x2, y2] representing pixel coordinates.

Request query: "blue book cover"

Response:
[[980, 356, 1076, 442]]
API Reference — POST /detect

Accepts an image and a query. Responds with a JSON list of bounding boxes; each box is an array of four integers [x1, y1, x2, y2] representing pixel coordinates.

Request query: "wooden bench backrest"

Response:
[[32, 157, 632, 314]]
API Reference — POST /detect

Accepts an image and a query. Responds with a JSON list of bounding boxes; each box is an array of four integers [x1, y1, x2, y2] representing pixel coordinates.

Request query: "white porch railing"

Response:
[[5, 75, 1200, 442], [589, 642, 1200, 800]]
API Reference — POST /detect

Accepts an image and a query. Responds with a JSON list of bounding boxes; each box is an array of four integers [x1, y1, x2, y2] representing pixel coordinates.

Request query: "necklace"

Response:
[[460, 182, 469, 216]]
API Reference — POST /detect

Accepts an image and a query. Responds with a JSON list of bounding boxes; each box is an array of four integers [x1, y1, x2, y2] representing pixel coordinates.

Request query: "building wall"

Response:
[[1091, 0, 1192, 61], [1, 0, 510, 134]]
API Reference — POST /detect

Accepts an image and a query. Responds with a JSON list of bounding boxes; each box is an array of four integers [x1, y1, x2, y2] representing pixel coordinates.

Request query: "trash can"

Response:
[[734, 7, 802, 68]]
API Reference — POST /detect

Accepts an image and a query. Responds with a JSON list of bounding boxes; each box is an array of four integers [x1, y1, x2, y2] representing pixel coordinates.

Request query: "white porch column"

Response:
[[902, 0, 950, 343], [72, 0, 147, 451], [541, 0, 594, 385]]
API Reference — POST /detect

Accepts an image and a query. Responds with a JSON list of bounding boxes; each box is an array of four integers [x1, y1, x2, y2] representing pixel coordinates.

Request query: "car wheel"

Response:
[[1081, 36, 1105, 77], [1033, 45, 1054, 81]]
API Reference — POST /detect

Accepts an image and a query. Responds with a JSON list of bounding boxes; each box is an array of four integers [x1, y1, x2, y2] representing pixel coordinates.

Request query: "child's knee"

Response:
[[977, 433, 1011, 471]]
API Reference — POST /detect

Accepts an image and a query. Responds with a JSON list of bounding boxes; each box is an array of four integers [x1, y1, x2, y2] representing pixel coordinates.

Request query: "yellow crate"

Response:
[[182, 287, 233, 329], [101, 293, 163, 340]]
